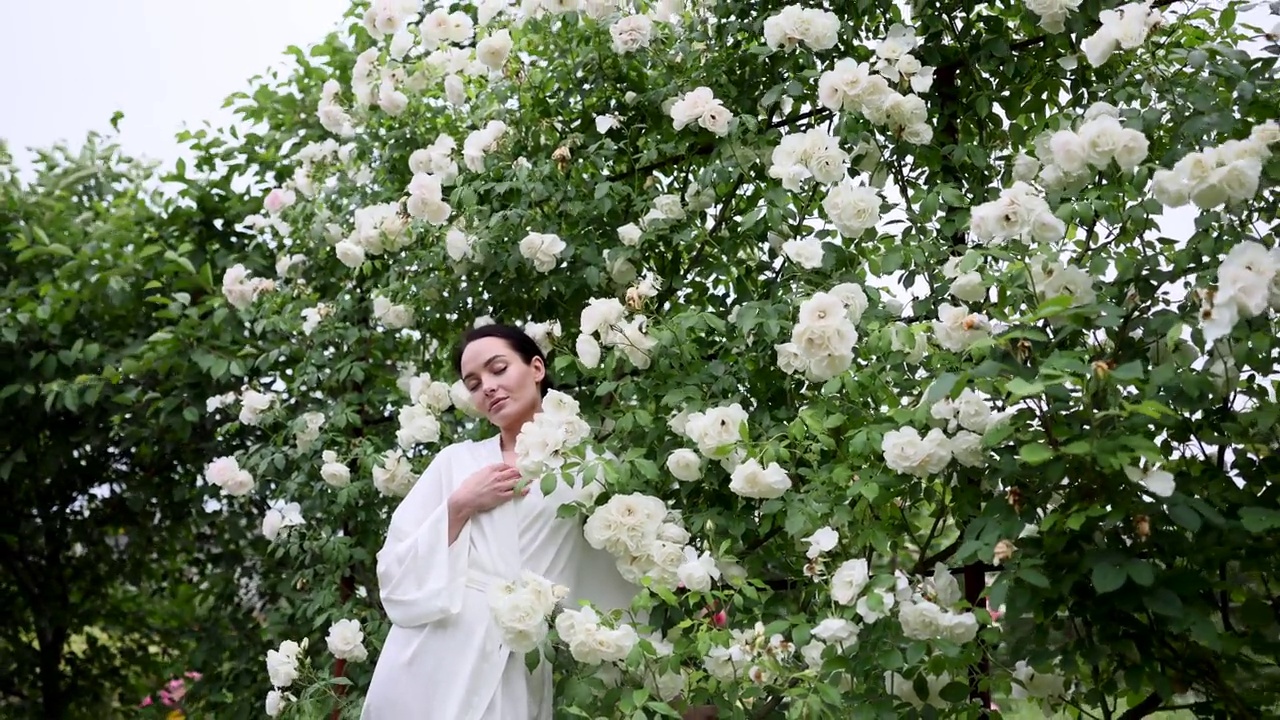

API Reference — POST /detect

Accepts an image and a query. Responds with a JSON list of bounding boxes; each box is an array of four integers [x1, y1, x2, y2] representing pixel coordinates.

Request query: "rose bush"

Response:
[[181, 0, 1280, 716]]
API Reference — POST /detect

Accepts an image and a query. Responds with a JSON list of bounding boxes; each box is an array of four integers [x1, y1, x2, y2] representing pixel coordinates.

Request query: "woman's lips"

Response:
[[490, 397, 508, 412]]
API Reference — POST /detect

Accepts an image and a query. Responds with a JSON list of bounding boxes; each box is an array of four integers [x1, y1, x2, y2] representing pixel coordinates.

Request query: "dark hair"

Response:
[[453, 323, 555, 397]]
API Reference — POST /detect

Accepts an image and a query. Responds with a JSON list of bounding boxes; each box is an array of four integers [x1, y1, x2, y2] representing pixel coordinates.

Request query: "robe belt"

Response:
[[464, 569, 509, 592]]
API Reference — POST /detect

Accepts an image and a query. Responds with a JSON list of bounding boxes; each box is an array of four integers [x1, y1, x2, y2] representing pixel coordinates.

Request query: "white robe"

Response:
[[361, 435, 637, 719]]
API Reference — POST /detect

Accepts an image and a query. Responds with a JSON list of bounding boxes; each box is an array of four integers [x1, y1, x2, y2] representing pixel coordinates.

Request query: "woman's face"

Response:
[[458, 336, 545, 432]]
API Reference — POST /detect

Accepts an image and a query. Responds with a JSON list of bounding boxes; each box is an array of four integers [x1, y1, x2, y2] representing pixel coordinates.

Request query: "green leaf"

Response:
[[1168, 503, 1202, 533], [1019, 442, 1054, 465], [1143, 588, 1183, 617], [1240, 507, 1280, 533], [1092, 562, 1127, 594], [1126, 559, 1155, 587], [1004, 377, 1044, 399]]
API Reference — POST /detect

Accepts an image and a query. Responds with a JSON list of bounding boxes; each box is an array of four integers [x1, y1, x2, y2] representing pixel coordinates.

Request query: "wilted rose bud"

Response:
[[994, 539, 1016, 564], [1092, 360, 1111, 378], [552, 145, 571, 171], [625, 286, 645, 311], [1006, 486, 1025, 513], [1134, 514, 1150, 540]]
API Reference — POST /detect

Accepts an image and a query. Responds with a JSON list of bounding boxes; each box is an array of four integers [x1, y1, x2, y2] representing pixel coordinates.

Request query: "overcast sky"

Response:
[[0, 0, 347, 170]]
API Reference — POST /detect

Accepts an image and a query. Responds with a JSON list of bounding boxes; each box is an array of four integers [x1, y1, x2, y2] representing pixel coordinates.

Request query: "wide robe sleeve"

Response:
[[375, 444, 474, 628]]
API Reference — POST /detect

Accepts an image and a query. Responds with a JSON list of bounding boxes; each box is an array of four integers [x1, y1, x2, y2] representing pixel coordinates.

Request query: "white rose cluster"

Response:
[[669, 87, 734, 137], [518, 231, 567, 273], [204, 455, 255, 497], [969, 181, 1064, 246], [819, 54, 933, 144], [514, 390, 592, 478], [768, 127, 849, 192], [372, 294, 415, 330], [554, 605, 641, 664], [1037, 112, 1151, 188], [584, 492, 719, 590], [1201, 240, 1280, 344], [1022, 0, 1083, 33], [728, 458, 792, 499], [880, 426, 954, 477], [762, 5, 840, 53], [898, 598, 980, 643], [1151, 123, 1277, 210], [221, 263, 274, 311], [334, 202, 410, 270], [262, 501, 305, 542], [372, 448, 417, 497], [775, 285, 865, 382], [575, 297, 658, 369], [317, 80, 357, 138], [871, 25, 934, 93], [489, 571, 569, 653], [1082, 1, 1163, 67]]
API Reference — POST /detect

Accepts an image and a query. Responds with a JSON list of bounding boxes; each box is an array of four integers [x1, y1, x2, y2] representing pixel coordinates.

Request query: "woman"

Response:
[[360, 324, 641, 719]]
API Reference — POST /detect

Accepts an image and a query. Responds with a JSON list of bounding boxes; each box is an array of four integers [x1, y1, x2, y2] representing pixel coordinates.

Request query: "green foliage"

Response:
[[63, 0, 1280, 718]]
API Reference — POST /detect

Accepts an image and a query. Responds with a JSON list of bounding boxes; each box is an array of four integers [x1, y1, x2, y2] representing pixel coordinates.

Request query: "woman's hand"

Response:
[[446, 463, 525, 544], [452, 463, 525, 514]]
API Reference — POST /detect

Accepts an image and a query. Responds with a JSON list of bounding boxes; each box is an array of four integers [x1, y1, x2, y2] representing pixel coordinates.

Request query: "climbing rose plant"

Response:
[[187, 0, 1280, 716]]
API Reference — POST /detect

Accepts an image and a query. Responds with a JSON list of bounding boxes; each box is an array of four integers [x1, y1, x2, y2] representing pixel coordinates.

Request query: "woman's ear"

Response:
[[532, 356, 546, 385]]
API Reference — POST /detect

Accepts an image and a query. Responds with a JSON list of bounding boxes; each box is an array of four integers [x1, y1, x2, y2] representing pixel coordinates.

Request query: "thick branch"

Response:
[[1117, 692, 1163, 720]]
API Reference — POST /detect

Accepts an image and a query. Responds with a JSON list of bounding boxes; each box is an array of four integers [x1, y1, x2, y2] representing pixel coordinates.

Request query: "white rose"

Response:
[[1151, 168, 1188, 207], [782, 237, 826, 269], [803, 526, 839, 558], [264, 690, 291, 717], [1078, 115, 1125, 168], [610, 14, 654, 53], [932, 303, 990, 352], [684, 403, 749, 459], [266, 648, 299, 688], [728, 459, 791, 499], [830, 558, 869, 605], [1048, 129, 1089, 174], [326, 619, 368, 661], [476, 29, 513, 71], [617, 222, 643, 246], [519, 232, 567, 272], [1012, 152, 1040, 182], [898, 599, 948, 640], [953, 389, 993, 433], [881, 426, 953, 476], [584, 493, 667, 557], [812, 617, 859, 644], [1082, 26, 1118, 66], [320, 451, 351, 488], [947, 271, 986, 303], [1112, 128, 1150, 171], [666, 449, 703, 482], [948, 430, 986, 467], [822, 179, 881, 237], [575, 333, 602, 368], [335, 240, 366, 269], [677, 547, 720, 591], [204, 456, 255, 497]]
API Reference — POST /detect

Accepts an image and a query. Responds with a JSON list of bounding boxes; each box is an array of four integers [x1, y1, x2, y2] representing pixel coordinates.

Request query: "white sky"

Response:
[[0, 0, 347, 171]]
